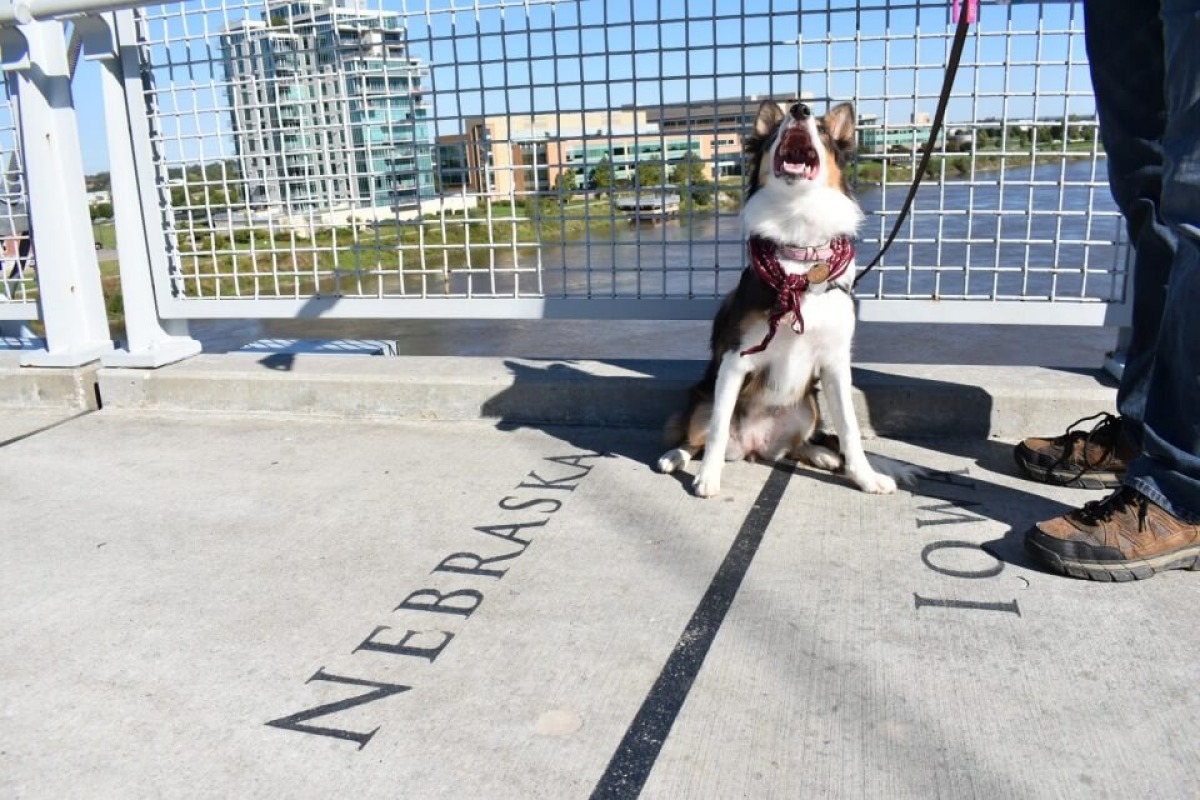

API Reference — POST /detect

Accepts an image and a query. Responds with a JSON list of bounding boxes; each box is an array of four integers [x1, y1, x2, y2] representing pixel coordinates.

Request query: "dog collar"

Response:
[[777, 241, 842, 267], [740, 235, 855, 356]]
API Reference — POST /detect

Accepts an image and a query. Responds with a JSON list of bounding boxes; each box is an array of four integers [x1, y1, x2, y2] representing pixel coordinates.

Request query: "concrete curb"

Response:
[[97, 355, 697, 429], [0, 353, 100, 410], [91, 353, 1117, 439]]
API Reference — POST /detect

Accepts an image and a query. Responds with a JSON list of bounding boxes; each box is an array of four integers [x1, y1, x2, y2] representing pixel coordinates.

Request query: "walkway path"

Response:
[[2, 406, 1196, 798]]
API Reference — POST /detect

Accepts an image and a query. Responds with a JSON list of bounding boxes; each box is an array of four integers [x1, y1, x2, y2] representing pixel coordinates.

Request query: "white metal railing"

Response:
[[0, 0, 1128, 366], [0, 64, 34, 318]]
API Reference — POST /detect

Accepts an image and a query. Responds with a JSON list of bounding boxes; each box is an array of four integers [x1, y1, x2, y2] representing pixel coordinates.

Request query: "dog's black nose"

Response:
[[790, 103, 811, 120]]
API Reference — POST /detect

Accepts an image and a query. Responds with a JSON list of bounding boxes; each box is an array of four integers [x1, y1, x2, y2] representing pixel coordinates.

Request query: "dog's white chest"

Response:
[[756, 333, 819, 402], [743, 289, 855, 405]]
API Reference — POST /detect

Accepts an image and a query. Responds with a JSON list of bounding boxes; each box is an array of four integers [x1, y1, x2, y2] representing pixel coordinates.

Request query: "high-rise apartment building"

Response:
[[220, 0, 434, 215]]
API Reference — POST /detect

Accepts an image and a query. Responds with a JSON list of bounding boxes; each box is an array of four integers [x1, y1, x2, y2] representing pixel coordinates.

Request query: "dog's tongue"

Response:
[[776, 127, 820, 179]]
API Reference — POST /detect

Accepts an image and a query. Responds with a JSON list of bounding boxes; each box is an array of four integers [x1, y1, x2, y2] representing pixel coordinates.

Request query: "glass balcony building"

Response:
[[220, 0, 435, 214]]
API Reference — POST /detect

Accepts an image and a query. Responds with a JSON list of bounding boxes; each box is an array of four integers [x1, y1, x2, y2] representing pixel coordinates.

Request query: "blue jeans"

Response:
[[1086, 0, 1200, 521]]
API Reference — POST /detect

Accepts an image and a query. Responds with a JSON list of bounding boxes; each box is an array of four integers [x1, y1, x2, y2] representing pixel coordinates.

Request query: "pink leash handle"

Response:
[[952, 0, 978, 24]]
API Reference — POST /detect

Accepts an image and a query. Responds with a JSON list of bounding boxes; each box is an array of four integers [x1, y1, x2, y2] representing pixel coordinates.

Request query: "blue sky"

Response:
[[66, 0, 1093, 174]]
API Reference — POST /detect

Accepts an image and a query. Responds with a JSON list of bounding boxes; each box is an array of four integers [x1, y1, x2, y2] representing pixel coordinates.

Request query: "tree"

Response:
[[554, 169, 577, 202], [671, 152, 712, 205], [86, 172, 111, 192], [588, 156, 613, 197], [204, 160, 240, 183], [1005, 126, 1031, 150], [1034, 125, 1057, 145], [635, 160, 664, 188]]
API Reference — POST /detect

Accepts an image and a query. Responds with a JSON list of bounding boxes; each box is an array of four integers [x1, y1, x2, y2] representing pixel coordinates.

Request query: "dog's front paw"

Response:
[[656, 448, 691, 474], [692, 464, 722, 498], [851, 470, 897, 495]]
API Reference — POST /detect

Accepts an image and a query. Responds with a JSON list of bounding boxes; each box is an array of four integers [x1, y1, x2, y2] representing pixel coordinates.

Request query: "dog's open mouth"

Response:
[[773, 125, 821, 180]]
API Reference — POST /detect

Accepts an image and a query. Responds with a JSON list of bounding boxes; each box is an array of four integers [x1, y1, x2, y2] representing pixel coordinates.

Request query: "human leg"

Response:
[[1083, 0, 1177, 435], [1123, 0, 1200, 524], [1013, 0, 1175, 486], [1026, 0, 1200, 580]]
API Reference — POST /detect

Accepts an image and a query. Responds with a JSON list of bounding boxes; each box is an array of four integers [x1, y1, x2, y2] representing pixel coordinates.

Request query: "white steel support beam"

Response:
[[86, 10, 198, 367], [856, 298, 1132, 327], [5, 18, 112, 366], [0, 0, 146, 27]]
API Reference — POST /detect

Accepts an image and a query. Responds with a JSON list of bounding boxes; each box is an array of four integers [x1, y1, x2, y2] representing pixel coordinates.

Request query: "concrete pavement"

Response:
[[2, 319, 1192, 798], [2, 401, 1198, 798]]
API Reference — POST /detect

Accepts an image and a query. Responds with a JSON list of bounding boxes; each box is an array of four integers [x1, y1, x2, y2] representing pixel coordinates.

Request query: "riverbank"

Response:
[[852, 142, 1102, 187]]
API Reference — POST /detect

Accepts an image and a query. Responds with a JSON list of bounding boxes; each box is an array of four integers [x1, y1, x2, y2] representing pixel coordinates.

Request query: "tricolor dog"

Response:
[[656, 99, 898, 498]]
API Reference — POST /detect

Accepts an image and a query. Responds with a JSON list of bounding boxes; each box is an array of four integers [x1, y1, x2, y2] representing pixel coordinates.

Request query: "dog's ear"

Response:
[[823, 102, 857, 147], [753, 100, 785, 138]]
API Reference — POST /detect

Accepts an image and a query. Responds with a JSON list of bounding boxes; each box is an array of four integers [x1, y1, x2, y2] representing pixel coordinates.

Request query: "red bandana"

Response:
[[740, 234, 855, 356]]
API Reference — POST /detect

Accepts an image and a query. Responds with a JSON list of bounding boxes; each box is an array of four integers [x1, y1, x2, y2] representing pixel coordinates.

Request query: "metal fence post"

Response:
[[9, 18, 112, 366], [83, 10, 199, 367]]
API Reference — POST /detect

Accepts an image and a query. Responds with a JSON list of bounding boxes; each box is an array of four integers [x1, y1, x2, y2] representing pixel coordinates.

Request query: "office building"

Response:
[[441, 106, 757, 199]]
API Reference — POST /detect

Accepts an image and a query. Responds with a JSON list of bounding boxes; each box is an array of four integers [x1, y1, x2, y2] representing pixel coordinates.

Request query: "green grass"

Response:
[[93, 222, 117, 250]]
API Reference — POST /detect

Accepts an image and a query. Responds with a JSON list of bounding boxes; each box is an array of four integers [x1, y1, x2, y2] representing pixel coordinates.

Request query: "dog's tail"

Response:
[[865, 452, 929, 487]]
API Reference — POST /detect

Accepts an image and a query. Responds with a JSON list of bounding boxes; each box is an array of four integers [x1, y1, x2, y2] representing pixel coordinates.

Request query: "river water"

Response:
[[453, 157, 1126, 304]]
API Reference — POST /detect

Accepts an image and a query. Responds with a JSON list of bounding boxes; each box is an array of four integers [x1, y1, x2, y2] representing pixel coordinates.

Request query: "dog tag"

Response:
[[807, 262, 831, 283]]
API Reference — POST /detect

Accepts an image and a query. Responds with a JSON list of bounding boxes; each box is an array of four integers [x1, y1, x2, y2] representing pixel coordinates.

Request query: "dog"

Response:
[[656, 99, 898, 498]]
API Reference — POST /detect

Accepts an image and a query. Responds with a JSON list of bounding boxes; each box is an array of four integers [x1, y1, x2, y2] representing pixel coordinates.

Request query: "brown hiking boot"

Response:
[[1025, 486, 1200, 581], [1014, 412, 1136, 489]]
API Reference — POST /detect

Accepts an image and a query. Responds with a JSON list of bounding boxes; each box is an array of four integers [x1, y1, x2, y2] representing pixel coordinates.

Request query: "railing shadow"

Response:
[[855, 364, 1103, 573]]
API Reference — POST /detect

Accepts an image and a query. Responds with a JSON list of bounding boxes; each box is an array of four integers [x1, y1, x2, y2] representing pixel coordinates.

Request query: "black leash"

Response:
[[854, 10, 973, 289]]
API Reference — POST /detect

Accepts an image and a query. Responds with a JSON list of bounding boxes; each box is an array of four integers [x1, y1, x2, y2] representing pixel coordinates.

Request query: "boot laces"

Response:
[[1077, 487, 1149, 530], [1048, 412, 1123, 482]]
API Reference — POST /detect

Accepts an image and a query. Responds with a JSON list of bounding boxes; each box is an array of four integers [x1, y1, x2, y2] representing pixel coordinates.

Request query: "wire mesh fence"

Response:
[[0, 73, 36, 313], [130, 0, 1124, 316]]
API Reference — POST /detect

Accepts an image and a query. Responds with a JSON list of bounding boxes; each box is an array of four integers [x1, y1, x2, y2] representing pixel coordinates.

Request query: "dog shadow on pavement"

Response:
[[482, 358, 1101, 574], [481, 358, 708, 494]]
